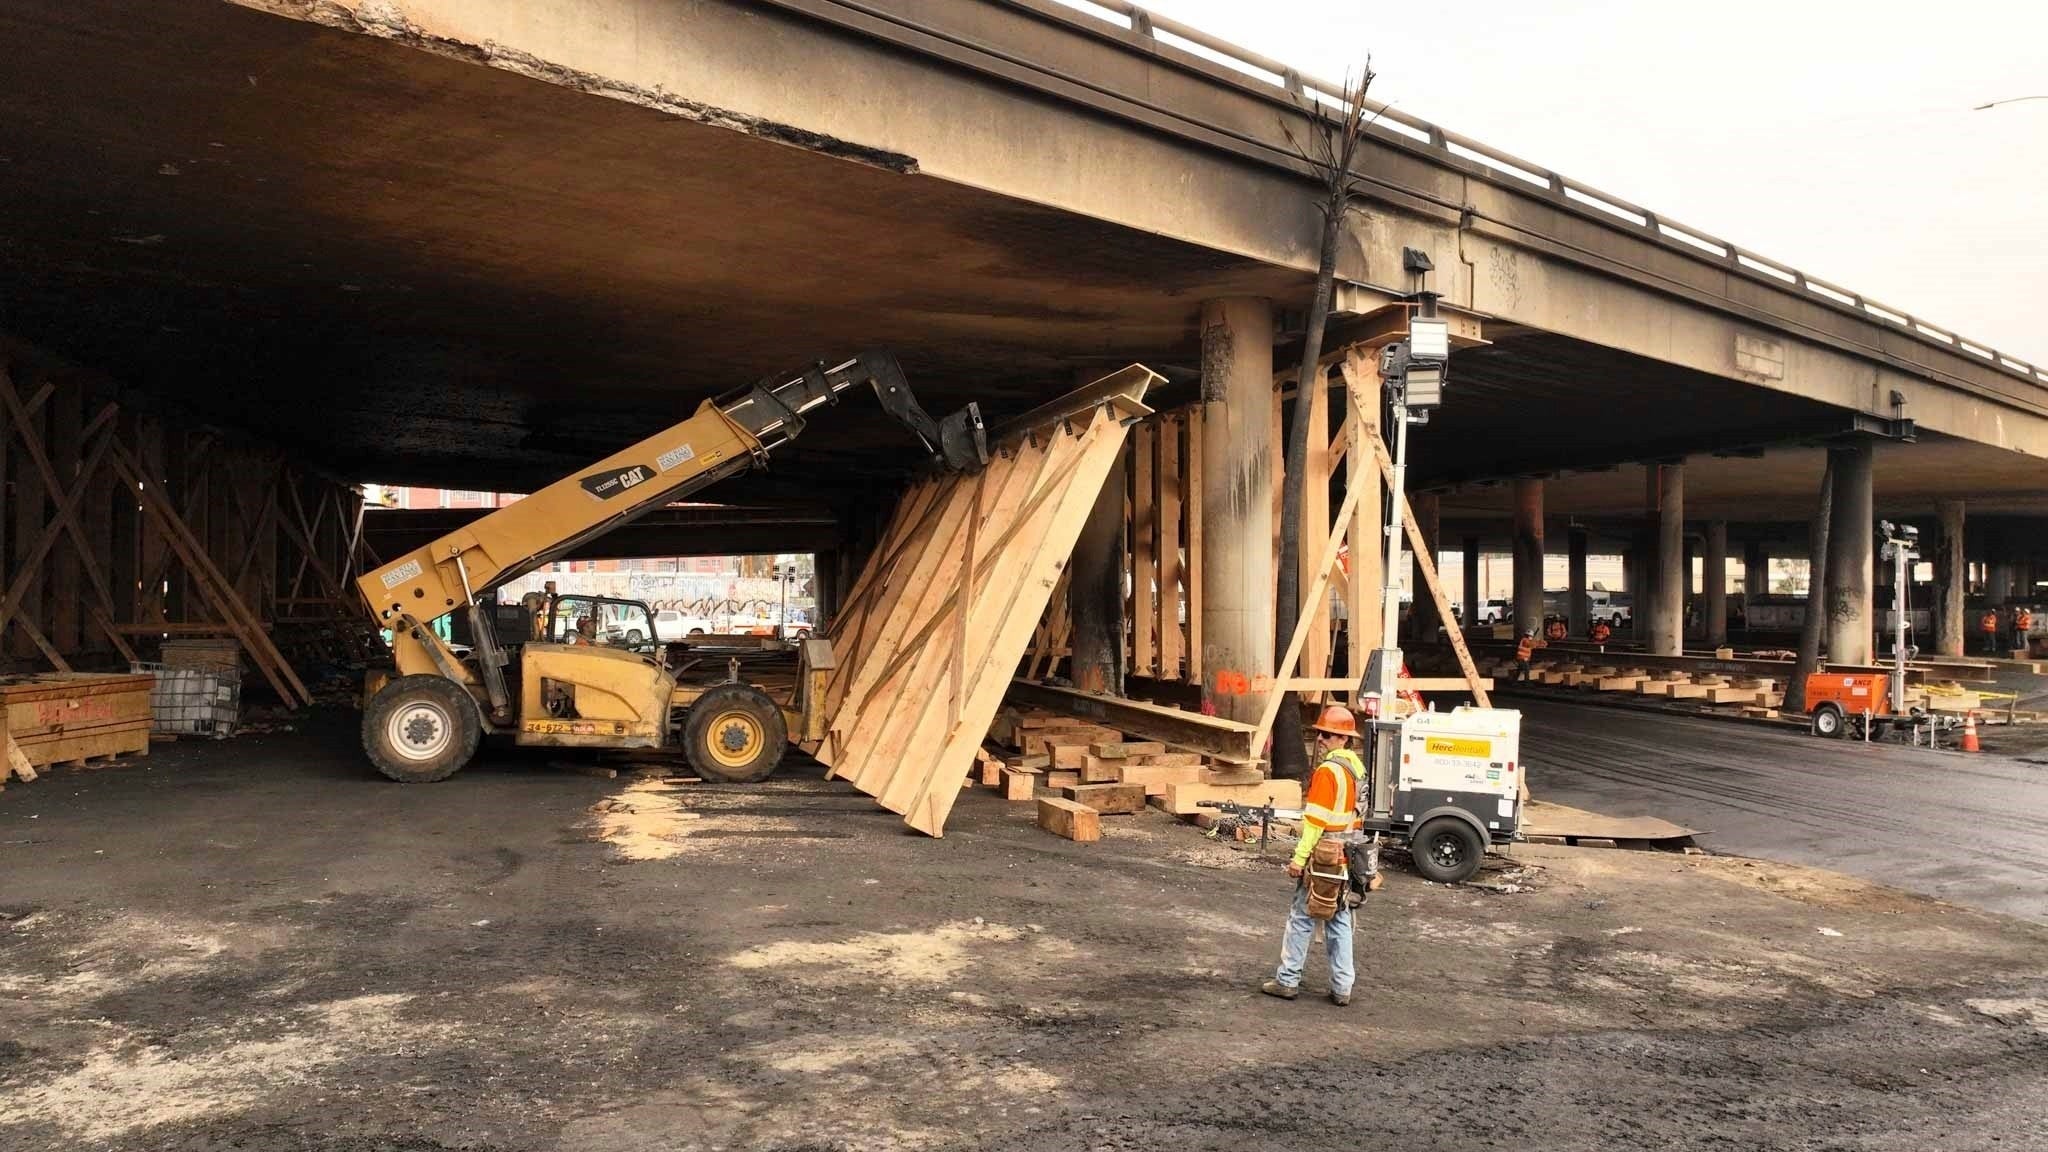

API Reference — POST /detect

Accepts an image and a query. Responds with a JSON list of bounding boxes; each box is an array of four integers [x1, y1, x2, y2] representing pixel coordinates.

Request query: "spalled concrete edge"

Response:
[[227, 0, 923, 174]]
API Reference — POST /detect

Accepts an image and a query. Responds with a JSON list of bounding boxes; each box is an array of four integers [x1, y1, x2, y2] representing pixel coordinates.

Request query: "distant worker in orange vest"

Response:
[[1981, 609, 2000, 653], [2018, 607, 2035, 636], [1514, 628, 1546, 682], [1590, 618, 1613, 646], [1545, 618, 1568, 642]]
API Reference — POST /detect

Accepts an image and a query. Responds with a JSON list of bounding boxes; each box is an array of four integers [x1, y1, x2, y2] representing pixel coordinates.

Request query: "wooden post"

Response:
[[1340, 349, 1384, 669], [1130, 422, 1156, 678], [1299, 365, 1331, 686], [1155, 413, 1183, 681]]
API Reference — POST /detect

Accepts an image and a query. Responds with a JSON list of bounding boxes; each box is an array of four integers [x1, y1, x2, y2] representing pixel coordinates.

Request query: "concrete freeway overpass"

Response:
[[3, 0, 2044, 687]]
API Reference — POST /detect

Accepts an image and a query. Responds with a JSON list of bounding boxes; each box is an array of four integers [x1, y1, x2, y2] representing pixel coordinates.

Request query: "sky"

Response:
[[1056, 0, 2048, 365]]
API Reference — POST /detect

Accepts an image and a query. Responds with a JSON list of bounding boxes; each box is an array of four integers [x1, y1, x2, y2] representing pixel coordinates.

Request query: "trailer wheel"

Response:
[[363, 675, 481, 782], [1411, 817, 1484, 883], [1811, 703, 1846, 739], [683, 683, 787, 784]]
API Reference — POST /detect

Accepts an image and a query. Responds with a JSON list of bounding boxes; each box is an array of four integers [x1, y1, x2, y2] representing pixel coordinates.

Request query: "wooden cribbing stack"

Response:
[[972, 705, 1306, 840]]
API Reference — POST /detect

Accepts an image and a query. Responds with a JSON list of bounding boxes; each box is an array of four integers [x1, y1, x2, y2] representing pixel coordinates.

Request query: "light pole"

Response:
[[773, 559, 796, 638], [1360, 302, 1450, 819], [1878, 521, 1920, 716]]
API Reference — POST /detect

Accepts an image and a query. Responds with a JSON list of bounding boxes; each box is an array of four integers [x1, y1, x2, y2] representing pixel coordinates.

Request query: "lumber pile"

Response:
[[1, 673, 152, 778], [978, 703, 1300, 837]]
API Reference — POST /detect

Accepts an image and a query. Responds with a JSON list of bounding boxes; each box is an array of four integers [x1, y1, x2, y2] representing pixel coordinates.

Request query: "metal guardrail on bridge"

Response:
[[1045, 0, 2045, 390]]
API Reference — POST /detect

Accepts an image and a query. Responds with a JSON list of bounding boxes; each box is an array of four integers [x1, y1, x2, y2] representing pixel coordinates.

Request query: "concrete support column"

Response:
[[1198, 297, 1274, 722], [1512, 480, 1545, 637], [1936, 499, 1965, 657], [1705, 520, 1728, 648], [1744, 539, 1767, 600], [1988, 562, 2012, 606], [1409, 492, 1441, 644], [1567, 526, 1589, 637], [1069, 451, 1127, 695], [1933, 496, 1966, 655], [1824, 442, 1875, 665], [1649, 464, 1684, 656], [1461, 535, 1480, 629]]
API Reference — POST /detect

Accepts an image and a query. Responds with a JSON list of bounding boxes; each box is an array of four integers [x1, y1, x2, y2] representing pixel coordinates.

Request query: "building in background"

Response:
[[363, 485, 818, 631]]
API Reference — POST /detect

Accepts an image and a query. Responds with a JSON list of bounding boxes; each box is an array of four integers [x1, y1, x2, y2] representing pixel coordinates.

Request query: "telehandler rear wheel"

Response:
[[363, 675, 482, 782], [683, 683, 787, 784]]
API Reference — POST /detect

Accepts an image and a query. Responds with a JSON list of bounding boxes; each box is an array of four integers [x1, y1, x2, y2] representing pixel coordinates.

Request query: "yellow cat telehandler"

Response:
[[353, 352, 985, 784]]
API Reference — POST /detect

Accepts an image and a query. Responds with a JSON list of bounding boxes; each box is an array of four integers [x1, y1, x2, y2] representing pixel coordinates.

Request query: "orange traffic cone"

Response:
[[1961, 711, 1981, 754]]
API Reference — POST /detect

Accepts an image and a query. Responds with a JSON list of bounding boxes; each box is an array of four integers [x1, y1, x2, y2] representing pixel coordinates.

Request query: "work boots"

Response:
[[1260, 980, 1299, 1001]]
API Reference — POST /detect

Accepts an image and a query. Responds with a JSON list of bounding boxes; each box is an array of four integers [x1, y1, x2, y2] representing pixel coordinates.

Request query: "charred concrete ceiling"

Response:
[[4, 0, 2046, 522]]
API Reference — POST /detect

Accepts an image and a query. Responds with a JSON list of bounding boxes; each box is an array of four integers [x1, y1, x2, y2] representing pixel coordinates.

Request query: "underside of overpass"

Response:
[[3, 0, 2045, 682]]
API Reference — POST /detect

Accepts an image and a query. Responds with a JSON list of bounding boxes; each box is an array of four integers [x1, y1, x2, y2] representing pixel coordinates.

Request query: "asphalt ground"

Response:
[[1514, 695, 2048, 922], [3, 711, 2045, 1150]]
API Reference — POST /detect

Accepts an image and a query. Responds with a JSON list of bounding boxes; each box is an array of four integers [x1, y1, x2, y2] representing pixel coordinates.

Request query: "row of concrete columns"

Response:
[[1487, 444, 1887, 663], [1071, 294, 2004, 716]]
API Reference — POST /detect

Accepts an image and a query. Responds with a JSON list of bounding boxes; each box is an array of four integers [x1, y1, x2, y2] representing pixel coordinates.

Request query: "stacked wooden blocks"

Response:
[[981, 705, 1291, 841]]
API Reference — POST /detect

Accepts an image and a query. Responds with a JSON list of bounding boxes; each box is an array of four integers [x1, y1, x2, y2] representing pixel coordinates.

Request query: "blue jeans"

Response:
[[1275, 879, 1354, 996]]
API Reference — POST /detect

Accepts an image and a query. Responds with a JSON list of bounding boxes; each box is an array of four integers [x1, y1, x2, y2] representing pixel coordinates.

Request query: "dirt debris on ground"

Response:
[[2, 711, 2045, 1151]]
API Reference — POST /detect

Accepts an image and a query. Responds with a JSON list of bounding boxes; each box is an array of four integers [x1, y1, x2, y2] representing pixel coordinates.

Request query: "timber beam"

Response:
[[1006, 679, 1260, 766]]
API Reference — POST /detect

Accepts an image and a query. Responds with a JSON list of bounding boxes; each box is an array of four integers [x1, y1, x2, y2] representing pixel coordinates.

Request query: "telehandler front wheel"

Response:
[[683, 683, 787, 784], [363, 675, 482, 782]]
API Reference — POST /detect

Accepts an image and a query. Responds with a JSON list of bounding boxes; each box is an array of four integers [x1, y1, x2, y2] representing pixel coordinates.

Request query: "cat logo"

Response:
[[578, 463, 656, 501]]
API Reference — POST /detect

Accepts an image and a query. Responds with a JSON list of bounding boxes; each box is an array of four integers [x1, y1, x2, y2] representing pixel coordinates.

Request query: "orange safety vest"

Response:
[[1590, 621, 1611, 643], [1516, 636, 1535, 661], [1546, 620, 1567, 641], [2019, 610, 2035, 633], [1981, 611, 1999, 634], [1301, 748, 1365, 834]]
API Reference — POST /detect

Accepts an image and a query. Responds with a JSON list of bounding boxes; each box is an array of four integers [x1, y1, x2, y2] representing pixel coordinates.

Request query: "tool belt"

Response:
[[1304, 837, 1349, 920]]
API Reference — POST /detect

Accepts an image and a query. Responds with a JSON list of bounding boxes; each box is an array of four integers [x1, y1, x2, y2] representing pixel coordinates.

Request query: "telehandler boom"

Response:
[[353, 352, 984, 783]]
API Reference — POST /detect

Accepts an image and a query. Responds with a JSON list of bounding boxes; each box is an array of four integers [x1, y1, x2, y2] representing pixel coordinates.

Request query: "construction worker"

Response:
[[1589, 617, 1613, 646], [2017, 606, 2035, 648], [1514, 628, 1546, 681], [1262, 704, 1366, 1007], [1545, 617, 1567, 642], [1981, 608, 2000, 654]]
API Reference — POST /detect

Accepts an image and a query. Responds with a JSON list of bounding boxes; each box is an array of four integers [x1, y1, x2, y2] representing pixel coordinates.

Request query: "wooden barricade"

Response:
[[816, 367, 1158, 837]]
